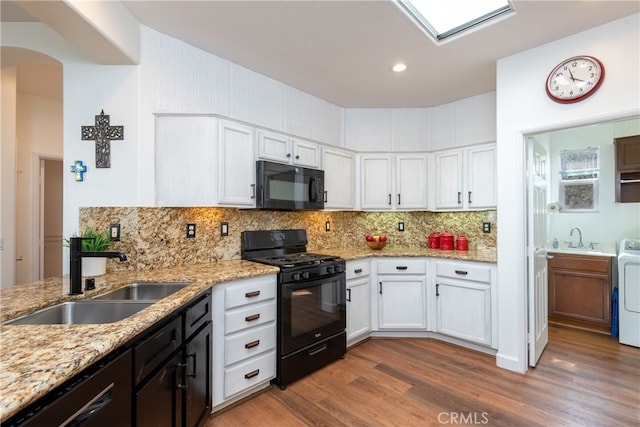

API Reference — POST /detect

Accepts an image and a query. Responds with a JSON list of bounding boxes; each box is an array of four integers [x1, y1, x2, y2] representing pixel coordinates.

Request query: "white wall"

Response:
[[1, 66, 17, 287], [545, 118, 640, 247], [496, 13, 640, 373]]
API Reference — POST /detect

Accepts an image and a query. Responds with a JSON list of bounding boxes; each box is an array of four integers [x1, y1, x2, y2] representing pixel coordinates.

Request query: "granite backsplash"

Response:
[[79, 207, 497, 271]]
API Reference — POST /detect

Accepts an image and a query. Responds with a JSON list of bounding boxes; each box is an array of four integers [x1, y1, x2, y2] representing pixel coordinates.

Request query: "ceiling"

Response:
[[3, 1, 639, 108]]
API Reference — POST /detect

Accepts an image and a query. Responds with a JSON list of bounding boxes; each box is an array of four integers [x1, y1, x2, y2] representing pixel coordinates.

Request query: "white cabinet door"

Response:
[[396, 154, 428, 210], [435, 149, 463, 210], [292, 139, 320, 168], [360, 154, 394, 210], [435, 280, 491, 346], [378, 276, 427, 330], [322, 147, 355, 209], [155, 116, 218, 206], [346, 276, 370, 346], [218, 120, 256, 206], [467, 144, 496, 209], [257, 129, 290, 164]]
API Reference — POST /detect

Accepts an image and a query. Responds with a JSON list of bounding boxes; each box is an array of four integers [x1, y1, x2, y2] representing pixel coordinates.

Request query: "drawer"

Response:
[[225, 323, 276, 366], [436, 262, 491, 283], [225, 278, 276, 310], [346, 261, 370, 280], [225, 301, 276, 335], [224, 351, 276, 399], [134, 316, 182, 385], [377, 260, 426, 275], [185, 291, 211, 339]]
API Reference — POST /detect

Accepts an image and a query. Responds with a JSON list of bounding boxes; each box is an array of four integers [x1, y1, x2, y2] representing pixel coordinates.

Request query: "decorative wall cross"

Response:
[[81, 110, 124, 168], [70, 160, 87, 181]]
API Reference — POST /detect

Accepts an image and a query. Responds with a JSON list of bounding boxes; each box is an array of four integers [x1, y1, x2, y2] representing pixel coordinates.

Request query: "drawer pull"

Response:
[[346, 288, 352, 302], [245, 290, 261, 298], [245, 340, 260, 349], [436, 283, 440, 297], [245, 369, 260, 379], [454, 270, 468, 275], [354, 268, 363, 274], [245, 313, 261, 322], [309, 344, 327, 356], [396, 266, 408, 270]]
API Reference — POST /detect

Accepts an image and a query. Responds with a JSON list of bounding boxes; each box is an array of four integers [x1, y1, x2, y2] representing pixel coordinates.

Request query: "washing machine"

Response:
[[619, 238, 640, 347]]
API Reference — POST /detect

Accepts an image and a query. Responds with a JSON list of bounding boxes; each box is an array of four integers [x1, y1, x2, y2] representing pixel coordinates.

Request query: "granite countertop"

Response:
[[0, 260, 279, 422], [0, 247, 495, 422]]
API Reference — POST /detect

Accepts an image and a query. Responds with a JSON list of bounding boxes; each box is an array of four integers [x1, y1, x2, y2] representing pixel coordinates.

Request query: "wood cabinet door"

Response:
[[435, 150, 463, 209], [360, 154, 393, 210], [436, 280, 491, 346], [322, 147, 355, 209], [185, 323, 212, 427], [467, 144, 497, 209], [395, 154, 428, 209], [378, 276, 427, 330], [347, 276, 371, 345], [218, 120, 256, 206], [136, 351, 182, 427]]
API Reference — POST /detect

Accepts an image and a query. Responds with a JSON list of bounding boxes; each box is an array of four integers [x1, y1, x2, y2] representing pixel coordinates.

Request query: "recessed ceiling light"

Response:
[[392, 63, 407, 72]]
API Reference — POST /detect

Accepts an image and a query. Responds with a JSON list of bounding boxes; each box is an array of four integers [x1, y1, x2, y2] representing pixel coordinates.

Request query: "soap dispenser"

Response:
[[552, 238, 559, 249]]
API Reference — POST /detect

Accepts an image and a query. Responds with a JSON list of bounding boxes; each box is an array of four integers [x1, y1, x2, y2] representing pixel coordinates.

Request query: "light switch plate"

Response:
[[398, 222, 404, 232]]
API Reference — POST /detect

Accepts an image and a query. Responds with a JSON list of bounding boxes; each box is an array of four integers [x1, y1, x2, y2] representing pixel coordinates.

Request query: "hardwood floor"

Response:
[[206, 325, 639, 426]]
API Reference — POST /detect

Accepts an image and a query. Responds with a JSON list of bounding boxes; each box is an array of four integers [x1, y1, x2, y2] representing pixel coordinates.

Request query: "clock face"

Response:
[[546, 56, 605, 103]]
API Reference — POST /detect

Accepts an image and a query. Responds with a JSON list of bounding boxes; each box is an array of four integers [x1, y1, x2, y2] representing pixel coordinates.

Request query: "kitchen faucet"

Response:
[[569, 227, 584, 248], [69, 237, 127, 295]]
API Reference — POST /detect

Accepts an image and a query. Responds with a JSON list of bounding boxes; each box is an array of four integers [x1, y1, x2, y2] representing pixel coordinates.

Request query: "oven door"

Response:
[[256, 160, 324, 210], [280, 273, 346, 355]]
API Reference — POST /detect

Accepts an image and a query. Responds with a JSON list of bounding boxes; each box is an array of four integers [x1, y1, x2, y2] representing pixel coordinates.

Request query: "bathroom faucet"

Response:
[[569, 227, 584, 248], [69, 237, 127, 295]]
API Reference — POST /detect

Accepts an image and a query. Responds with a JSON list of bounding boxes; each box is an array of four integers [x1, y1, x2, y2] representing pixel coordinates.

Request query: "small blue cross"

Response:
[[70, 160, 87, 182]]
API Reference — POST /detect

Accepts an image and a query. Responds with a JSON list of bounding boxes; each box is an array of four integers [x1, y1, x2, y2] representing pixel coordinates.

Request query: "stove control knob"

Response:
[[327, 266, 334, 274], [292, 272, 301, 281], [302, 271, 310, 279], [334, 265, 343, 273]]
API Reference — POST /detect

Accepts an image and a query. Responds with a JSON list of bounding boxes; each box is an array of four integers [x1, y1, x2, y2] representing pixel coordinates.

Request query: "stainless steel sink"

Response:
[[3, 301, 153, 325], [92, 282, 191, 301]]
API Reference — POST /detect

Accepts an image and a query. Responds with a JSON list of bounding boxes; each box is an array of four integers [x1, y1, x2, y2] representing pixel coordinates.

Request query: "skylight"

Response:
[[396, 0, 514, 43]]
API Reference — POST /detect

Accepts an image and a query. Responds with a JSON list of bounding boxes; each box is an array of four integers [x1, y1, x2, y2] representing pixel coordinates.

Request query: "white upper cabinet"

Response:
[[322, 146, 355, 209], [155, 115, 219, 207], [218, 120, 256, 207], [434, 143, 496, 210], [257, 129, 320, 168], [360, 153, 428, 210]]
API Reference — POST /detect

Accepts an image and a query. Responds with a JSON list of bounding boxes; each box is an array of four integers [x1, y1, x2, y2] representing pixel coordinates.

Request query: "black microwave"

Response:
[[255, 160, 324, 210]]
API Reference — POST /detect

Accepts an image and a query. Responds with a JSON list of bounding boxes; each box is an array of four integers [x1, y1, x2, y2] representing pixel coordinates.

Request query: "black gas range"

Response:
[[241, 229, 346, 389]]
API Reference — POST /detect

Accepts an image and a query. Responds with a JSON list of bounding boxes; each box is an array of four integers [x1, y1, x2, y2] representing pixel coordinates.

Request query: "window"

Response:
[[559, 147, 599, 212], [395, 0, 514, 43]]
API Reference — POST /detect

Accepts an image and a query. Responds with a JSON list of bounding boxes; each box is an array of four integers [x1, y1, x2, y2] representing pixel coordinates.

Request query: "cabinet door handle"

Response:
[[245, 313, 261, 322], [245, 339, 260, 349], [379, 281, 382, 294], [176, 363, 188, 389], [251, 183, 256, 199], [63, 383, 114, 424], [295, 155, 300, 159], [286, 153, 292, 158], [354, 268, 363, 274], [468, 191, 472, 204], [324, 190, 328, 203], [546, 255, 554, 260], [388, 194, 392, 205], [454, 270, 468, 275], [346, 288, 352, 302], [436, 283, 440, 296], [397, 194, 401, 205], [187, 353, 197, 378], [245, 290, 261, 298], [396, 266, 408, 270], [245, 369, 260, 379], [457, 192, 462, 204]]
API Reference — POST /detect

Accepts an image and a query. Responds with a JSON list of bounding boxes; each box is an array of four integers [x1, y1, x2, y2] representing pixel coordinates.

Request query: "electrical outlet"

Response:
[[109, 223, 121, 241], [325, 221, 331, 232], [482, 222, 491, 233], [398, 222, 404, 232], [220, 222, 229, 237], [186, 223, 196, 238]]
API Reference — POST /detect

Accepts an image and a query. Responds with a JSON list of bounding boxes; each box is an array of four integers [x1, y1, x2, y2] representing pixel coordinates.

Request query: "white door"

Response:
[[395, 154, 428, 209], [360, 154, 393, 210], [435, 150, 463, 209], [527, 137, 549, 367]]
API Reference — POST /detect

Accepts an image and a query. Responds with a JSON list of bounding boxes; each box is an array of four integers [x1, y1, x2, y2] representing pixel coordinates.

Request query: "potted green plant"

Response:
[[65, 229, 112, 277]]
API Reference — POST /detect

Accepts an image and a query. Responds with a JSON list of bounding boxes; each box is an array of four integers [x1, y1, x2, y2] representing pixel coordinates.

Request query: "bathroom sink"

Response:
[[3, 301, 153, 325], [92, 282, 191, 301]]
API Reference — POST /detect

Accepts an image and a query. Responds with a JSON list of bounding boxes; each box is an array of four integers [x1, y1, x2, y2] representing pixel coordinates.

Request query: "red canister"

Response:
[[440, 231, 454, 250], [428, 232, 440, 249], [456, 235, 469, 251]]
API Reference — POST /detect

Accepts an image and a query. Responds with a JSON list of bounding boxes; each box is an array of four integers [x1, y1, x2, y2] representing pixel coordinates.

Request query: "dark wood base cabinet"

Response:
[[548, 253, 612, 334]]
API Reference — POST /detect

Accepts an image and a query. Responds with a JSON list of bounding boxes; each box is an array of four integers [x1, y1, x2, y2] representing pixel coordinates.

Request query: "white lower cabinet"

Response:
[[375, 259, 427, 330], [346, 260, 371, 346], [434, 260, 496, 348], [212, 275, 277, 411]]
